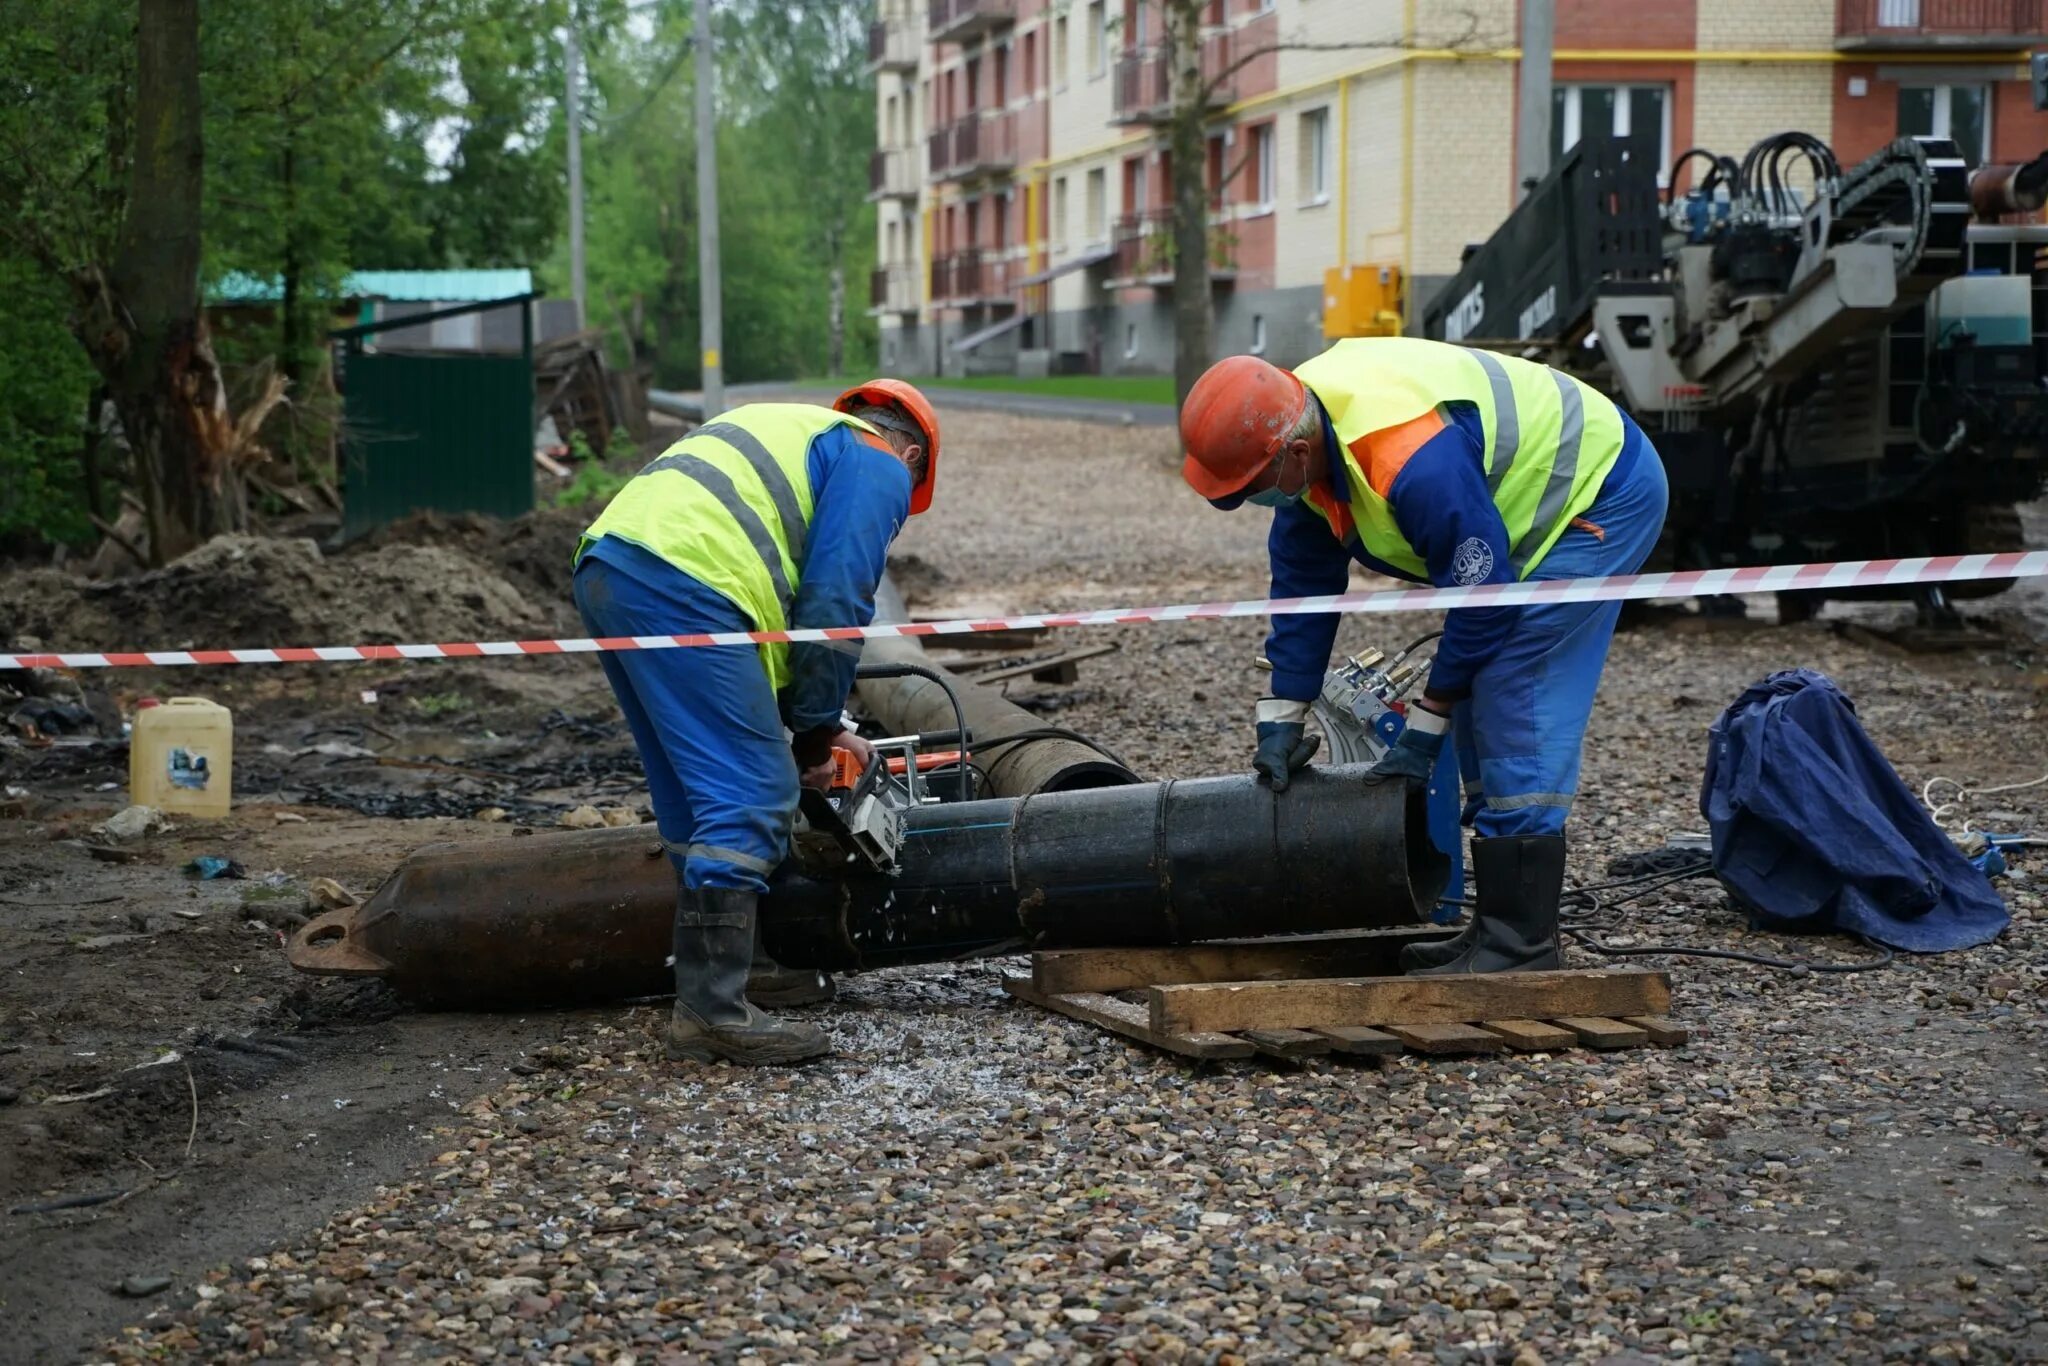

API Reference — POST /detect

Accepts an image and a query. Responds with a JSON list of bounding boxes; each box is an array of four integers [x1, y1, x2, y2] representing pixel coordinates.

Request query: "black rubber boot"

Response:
[[667, 887, 831, 1065], [1397, 915, 1479, 973], [747, 919, 837, 1008], [1407, 835, 1566, 976]]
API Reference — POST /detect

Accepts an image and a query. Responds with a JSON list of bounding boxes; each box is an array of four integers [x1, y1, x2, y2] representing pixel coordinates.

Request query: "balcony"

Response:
[[1110, 31, 1238, 124], [928, 112, 1016, 182], [867, 20, 920, 72], [929, 249, 1016, 305], [1108, 209, 1238, 287], [870, 265, 920, 315], [928, 0, 1014, 45], [869, 147, 920, 202], [1836, 0, 2048, 47]]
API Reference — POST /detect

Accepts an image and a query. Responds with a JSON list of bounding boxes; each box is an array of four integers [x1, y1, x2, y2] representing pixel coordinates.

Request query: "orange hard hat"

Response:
[[1179, 355, 1309, 501], [835, 378, 941, 515]]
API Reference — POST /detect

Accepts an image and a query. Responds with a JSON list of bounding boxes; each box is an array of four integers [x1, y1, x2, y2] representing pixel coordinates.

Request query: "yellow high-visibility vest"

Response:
[[578, 403, 881, 689], [1293, 337, 1626, 579]]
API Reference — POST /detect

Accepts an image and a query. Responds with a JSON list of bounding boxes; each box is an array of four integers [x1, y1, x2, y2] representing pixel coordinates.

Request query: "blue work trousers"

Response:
[[1452, 428, 1670, 838], [572, 551, 798, 892]]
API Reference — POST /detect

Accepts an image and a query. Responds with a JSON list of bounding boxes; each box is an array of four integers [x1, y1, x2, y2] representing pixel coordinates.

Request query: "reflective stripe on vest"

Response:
[[576, 403, 878, 689], [1292, 338, 1624, 581]]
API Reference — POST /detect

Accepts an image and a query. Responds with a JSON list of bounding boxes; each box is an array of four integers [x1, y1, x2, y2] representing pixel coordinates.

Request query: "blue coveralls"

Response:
[[572, 428, 912, 891], [1265, 404, 1670, 838]]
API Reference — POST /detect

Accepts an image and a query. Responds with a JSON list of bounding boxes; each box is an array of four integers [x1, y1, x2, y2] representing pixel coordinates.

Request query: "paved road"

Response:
[[649, 381, 1176, 428]]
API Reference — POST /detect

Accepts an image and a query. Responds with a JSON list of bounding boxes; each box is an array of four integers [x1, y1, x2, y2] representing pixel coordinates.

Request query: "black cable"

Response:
[[854, 662, 973, 803], [1446, 855, 1898, 974]]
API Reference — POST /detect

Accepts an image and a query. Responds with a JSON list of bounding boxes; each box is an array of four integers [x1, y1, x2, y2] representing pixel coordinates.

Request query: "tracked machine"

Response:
[[1420, 130, 2048, 624]]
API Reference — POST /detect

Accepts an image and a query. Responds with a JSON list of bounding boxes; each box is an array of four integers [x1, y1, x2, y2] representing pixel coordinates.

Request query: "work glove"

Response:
[[1365, 710, 1448, 792], [1252, 698, 1321, 793]]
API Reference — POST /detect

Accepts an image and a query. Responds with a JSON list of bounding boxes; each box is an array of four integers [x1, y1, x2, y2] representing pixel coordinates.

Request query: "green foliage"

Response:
[[0, 254, 97, 545], [408, 690, 470, 718], [553, 462, 630, 509]]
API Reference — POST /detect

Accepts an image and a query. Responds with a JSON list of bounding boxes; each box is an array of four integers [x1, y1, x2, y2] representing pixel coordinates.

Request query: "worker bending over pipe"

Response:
[[1180, 338, 1669, 975], [572, 381, 942, 1065]]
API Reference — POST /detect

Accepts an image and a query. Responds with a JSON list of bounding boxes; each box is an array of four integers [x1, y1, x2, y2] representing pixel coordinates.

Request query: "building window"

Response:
[[1876, 0, 1921, 22], [1250, 314, 1268, 355], [1124, 155, 1147, 215], [1250, 122, 1276, 212], [1900, 84, 1991, 168], [1085, 167, 1107, 244], [1054, 15, 1070, 88], [1054, 175, 1070, 250], [1088, 0, 1107, 78], [1550, 84, 1672, 183], [1124, 322, 1139, 359], [1300, 107, 1330, 205]]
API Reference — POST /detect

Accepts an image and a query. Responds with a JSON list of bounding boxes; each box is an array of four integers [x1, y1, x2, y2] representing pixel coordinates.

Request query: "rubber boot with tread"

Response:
[[747, 919, 837, 1008], [1397, 915, 1479, 973], [1407, 834, 1566, 976], [667, 887, 831, 1065]]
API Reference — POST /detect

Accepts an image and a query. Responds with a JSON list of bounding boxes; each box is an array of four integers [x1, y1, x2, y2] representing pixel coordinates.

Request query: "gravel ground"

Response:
[[97, 409, 2048, 1363]]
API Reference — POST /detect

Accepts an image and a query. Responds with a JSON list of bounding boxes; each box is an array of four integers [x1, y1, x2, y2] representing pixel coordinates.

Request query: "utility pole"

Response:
[[694, 0, 725, 417], [566, 2, 587, 327], [1516, 0, 1554, 199]]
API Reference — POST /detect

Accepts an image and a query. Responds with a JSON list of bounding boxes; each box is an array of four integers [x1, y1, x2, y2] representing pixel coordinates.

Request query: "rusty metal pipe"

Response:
[[1969, 153, 2048, 221], [287, 765, 1446, 1009], [856, 576, 1137, 794]]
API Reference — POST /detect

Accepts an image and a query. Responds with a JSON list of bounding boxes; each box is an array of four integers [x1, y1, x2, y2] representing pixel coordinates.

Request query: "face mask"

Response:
[[1245, 485, 1295, 508]]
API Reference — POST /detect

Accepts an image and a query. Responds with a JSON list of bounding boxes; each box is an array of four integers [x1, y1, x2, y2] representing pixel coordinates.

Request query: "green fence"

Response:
[[333, 295, 536, 539]]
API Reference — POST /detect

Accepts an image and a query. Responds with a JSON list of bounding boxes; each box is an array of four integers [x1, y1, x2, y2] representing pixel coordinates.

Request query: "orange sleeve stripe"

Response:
[[1347, 409, 1447, 499], [854, 430, 896, 455]]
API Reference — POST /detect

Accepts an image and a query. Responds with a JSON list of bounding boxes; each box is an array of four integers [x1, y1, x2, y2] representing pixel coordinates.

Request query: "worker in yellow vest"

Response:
[[575, 382, 940, 1065], [1179, 339, 1668, 976]]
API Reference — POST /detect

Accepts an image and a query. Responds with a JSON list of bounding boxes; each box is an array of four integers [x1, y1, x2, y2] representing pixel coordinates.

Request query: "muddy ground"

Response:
[[1, 410, 2046, 1362]]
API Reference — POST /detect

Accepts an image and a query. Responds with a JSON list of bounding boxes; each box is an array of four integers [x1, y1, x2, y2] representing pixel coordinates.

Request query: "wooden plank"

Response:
[[1031, 928, 1457, 995], [1553, 1016, 1651, 1050], [1239, 1028, 1330, 1059], [1312, 1025, 1405, 1056], [1622, 1015, 1691, 1047], [1000, 976, 1252, 1059], [1387, 1022, 1505, 1055], [1148, 968, 1671, 1036], [1482, 1018, 1577, 1052]]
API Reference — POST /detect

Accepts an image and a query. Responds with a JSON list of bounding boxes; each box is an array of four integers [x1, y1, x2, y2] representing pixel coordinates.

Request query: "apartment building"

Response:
[[868, 0, 2048, 378]]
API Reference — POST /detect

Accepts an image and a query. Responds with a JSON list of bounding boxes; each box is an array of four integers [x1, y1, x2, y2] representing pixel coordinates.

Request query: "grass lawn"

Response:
[[798, 374, 1175, 406]]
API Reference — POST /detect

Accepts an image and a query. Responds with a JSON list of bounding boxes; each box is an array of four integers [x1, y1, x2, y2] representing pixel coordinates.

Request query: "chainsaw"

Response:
[[790, 731, 968, 876]]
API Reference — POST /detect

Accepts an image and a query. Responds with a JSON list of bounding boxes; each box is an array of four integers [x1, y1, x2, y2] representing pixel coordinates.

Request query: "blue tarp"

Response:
[[1701, 669, 2008, 953]]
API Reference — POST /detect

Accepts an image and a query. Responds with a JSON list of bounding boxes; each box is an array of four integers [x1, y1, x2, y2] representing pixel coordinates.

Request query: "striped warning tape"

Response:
[[3, 551, 2043, 671]]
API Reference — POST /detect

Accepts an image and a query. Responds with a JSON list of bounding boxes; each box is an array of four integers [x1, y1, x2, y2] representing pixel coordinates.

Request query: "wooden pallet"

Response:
[[1001, 927, 1687, 1062]]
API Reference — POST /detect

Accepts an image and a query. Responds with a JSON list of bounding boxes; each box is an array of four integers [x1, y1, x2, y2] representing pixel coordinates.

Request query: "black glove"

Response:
[[1253, 721, 1321, 793], [789, 723, 841, 771], [1364, 719, 1446, 792]]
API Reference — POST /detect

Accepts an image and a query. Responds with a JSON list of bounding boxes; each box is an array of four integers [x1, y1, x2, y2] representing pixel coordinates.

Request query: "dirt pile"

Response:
[[0, 534, 555, 653], [339, 506, 586, 618]]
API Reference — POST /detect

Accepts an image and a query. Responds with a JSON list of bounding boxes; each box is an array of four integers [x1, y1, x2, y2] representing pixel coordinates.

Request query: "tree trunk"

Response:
[[826, 254, 846, 379], [1165, 0, 1213, 406], [83, 0, 239, 564], [281, 131, 306, 388]]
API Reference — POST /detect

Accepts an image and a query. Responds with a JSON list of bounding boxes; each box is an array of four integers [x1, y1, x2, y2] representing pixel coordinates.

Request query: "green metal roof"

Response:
[[208, 268, 535, 305]]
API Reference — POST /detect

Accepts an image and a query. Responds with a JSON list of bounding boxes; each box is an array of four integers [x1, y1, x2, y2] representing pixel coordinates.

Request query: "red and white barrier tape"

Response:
[[4, 551, 2043, 671]]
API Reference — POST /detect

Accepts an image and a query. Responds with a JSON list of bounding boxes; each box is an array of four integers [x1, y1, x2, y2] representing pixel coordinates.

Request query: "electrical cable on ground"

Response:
[[1442, 857, 1898, 974]]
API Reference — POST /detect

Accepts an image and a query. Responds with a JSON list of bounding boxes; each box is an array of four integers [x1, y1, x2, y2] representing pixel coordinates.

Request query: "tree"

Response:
[[723, 0, 875, 377], [1151, 3, 1489, 402]]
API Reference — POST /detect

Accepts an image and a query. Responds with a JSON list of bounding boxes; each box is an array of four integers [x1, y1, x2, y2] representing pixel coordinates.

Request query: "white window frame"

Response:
[[1900, 83, 1993, 166], [1250, 314, 1268, 355], [1554, 83, 1674, 187], [1876, 0, 1921, 24], [1085, 167, 1108, 247], [1123, 322, 1140, 359], [1300, 107, 1331, 206], [1250, 122, 1276, 214], [1088, 0, 1108, 79]]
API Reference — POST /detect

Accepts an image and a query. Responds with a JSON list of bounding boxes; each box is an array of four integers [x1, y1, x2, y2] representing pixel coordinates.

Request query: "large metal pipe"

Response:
[[287, 765, 1446, 1010], [856, 576, 1136, 794]]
